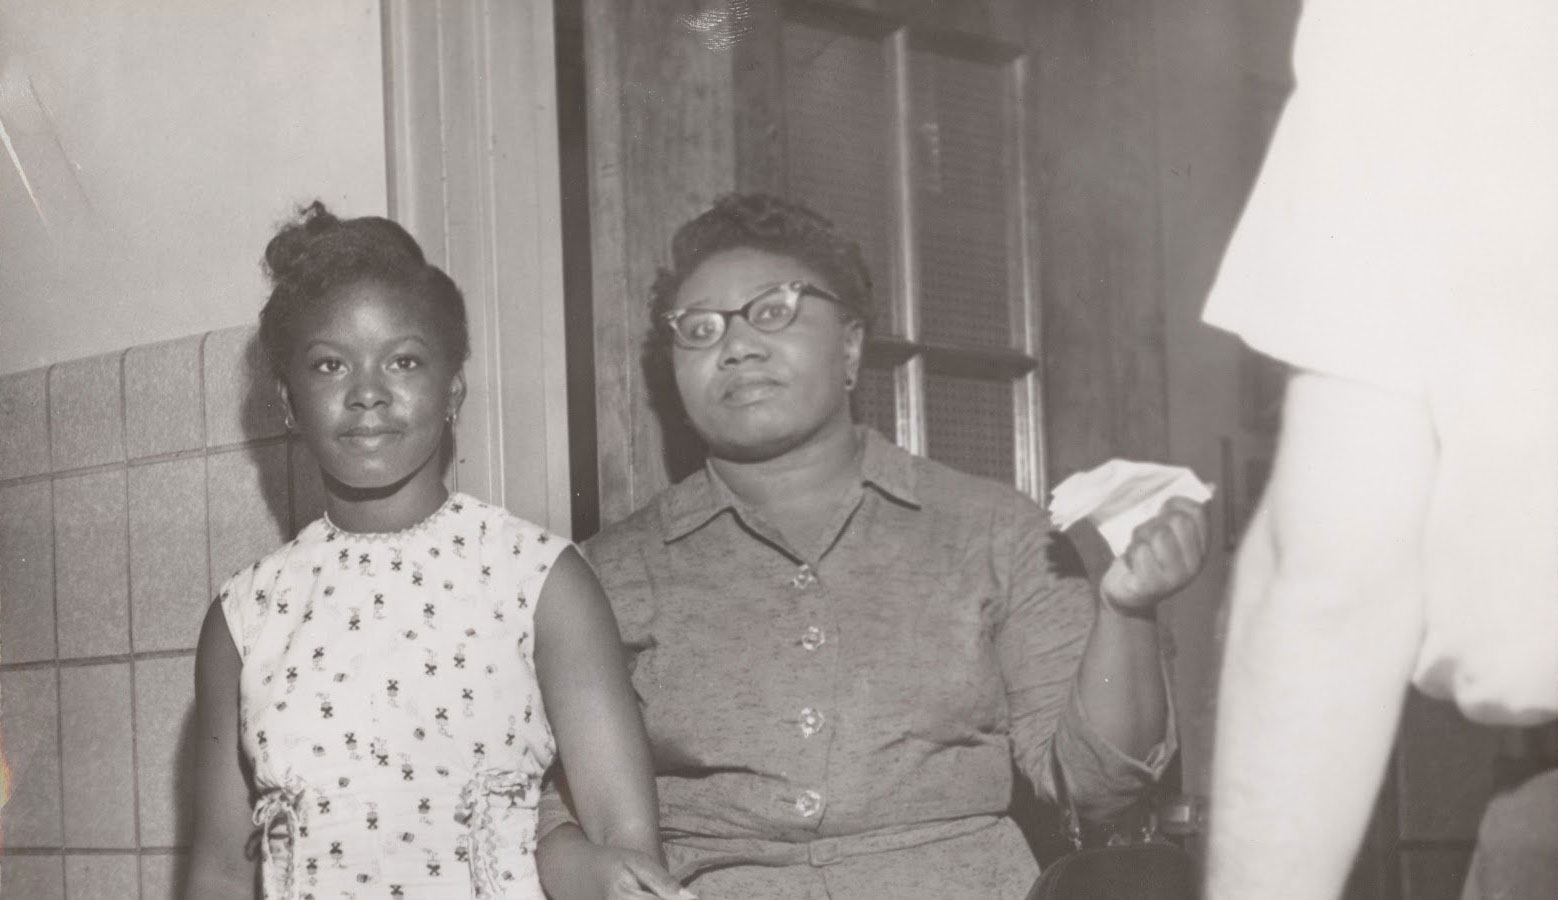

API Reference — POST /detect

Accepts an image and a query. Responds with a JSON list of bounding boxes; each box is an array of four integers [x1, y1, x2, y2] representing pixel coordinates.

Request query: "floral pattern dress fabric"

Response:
[[219, 494, 567, 899]]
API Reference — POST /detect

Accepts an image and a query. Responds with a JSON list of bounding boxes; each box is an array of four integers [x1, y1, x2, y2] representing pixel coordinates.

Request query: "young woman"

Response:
[[185, 202, 689, 900]]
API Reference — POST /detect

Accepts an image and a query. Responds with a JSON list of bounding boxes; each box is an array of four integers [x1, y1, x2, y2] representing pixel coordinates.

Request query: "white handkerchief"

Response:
[[1049, 459, 1214, 556]]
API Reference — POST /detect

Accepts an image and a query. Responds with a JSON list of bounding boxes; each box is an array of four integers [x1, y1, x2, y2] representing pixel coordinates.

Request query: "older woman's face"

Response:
[[671, 246, 862, 462]]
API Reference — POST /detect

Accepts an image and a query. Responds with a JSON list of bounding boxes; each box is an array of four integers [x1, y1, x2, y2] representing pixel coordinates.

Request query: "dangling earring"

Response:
[[446, 409, 459, 426], [282, 411, 296, 431]]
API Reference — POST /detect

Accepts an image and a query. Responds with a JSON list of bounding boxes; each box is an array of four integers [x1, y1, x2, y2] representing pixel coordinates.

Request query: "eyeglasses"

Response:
[[661, 280, 844, 350]]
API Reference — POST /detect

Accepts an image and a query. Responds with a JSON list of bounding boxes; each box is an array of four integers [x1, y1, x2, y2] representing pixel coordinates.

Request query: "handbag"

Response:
[[1025, 753, 1199, 900]]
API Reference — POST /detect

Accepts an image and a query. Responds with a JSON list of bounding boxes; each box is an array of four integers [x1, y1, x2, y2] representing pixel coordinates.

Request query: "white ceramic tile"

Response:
[[134, 656, 197, 848], [1, 855, 65, 900], [129, 459, 209, 652], [53, 472, 130, 659], [0, 368, 51, 479], [206, 445, 288, 587], [139, 853, 186, 900], [1, 481, 56, 662], [125, 335, 204, 459], [64, 853, 138, 900], [202, 326, 284, 447], [0, 669, 62, 846], [59, 664, 137, 848], [48, 354, 125, 471]]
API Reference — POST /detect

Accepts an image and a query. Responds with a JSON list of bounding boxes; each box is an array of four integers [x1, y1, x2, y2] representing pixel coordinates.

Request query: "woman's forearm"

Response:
[[595, 810, 664, 860], [1074, 603, 1169, 760], [1071, 496, 1205, 762]]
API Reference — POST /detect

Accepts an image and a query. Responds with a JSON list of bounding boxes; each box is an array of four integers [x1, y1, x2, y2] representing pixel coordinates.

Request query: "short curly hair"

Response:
[[646, 193, 875, 357], [258, 201, 469, 381]]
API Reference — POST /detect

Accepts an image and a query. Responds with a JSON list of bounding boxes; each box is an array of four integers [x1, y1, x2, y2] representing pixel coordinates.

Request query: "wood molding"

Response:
[[382, 0, 572, 533], [584, 0, 737, 523], [1030, 0, 1170, 480], [733, 1, 787, 196], [787, 0, 1022, 42]]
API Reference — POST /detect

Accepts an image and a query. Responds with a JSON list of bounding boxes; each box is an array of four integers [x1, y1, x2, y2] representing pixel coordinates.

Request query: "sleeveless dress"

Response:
[[219, 493, 567, 899]]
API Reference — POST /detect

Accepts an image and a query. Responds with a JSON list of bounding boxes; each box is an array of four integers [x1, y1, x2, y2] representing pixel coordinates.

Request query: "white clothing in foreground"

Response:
[[1203, 1, 1558, 725]]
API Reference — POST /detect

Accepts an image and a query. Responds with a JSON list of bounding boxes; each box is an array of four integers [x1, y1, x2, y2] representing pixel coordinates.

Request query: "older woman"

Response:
[[538, 194, 1206, 899]]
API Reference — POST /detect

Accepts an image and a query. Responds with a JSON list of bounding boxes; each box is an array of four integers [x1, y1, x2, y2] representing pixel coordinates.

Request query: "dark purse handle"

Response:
[[1051, 747, 1172, 850], [1032, 752, 1199, 900]]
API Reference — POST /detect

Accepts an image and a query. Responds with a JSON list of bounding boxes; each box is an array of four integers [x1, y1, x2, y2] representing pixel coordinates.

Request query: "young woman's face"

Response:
[[670, 246, 862, 462], [280, 280, 464, 494]]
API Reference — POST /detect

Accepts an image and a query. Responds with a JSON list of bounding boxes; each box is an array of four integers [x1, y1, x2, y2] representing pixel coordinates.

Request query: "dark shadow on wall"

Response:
[[237, 330, 294, 539], [643, 331, 707, 486], [556, 0, 602, 541], [170, 696, 199, 894], [1161, 0, 1302, 324]]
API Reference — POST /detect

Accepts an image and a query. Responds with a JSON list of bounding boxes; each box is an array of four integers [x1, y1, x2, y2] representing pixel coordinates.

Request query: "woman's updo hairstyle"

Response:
[[259, 201, 469, 380], [647, 193, 875, 360]]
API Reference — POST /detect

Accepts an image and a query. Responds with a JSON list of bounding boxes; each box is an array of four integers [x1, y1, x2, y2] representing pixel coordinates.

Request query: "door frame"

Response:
[[381, 0, 573, 534]]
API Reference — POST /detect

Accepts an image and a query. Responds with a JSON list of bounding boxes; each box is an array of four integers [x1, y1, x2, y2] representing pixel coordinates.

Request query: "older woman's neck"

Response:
[[709, 418, 862, 516]]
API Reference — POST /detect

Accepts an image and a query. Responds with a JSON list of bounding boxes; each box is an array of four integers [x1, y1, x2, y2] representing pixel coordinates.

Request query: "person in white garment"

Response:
[[1201, 2, 1558, 898]]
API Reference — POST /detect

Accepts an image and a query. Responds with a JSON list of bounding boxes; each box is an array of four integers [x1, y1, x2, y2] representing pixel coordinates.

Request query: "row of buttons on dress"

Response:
[[792, 563, 827, 817], [793, 565, 826, 736], [794, 566, 826, 651]]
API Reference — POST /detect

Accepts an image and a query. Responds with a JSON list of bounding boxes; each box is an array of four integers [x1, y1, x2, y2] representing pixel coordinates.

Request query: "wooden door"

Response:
[[382, 0, 573, 533]]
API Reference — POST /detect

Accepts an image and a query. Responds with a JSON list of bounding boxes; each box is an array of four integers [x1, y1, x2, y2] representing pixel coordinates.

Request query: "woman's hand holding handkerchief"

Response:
[[1049, 461, 1214, 615]]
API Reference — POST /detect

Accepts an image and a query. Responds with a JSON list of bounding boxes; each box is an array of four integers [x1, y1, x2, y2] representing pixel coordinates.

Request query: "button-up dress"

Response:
[[541, 429, 1171, 898]]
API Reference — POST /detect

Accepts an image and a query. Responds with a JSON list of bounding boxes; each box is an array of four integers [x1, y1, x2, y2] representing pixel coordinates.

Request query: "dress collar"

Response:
[[320, 491, 469, 543], [656, 426, 920, 543]]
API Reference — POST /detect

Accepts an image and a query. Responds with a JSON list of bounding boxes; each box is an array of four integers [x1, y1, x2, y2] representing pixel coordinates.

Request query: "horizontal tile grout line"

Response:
[[1, 648, 197, 672], [0, 434, 292, 488], [0, 846, 188, 856]]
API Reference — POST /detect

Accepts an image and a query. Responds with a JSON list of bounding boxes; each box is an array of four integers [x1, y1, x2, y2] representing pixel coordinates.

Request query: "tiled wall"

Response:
[[1, 325, 325, 899]]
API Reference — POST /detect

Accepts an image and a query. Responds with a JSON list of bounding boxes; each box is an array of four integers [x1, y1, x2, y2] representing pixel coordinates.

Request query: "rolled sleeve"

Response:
[[1051, 675, 1177, 823], [998, 494, 1176, 824]]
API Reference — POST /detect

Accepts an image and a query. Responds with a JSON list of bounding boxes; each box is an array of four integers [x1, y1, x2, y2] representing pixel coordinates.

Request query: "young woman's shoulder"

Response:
[[214, 525, 327, 599], [210, 527, 329, 659], [451, 493, 574, 570]]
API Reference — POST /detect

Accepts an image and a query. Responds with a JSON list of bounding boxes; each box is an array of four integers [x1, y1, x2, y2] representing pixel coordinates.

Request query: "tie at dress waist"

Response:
[[251, 766, 542, 899]]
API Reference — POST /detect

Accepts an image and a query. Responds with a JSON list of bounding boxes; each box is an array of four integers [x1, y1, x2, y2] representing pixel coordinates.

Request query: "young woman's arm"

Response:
[[533, 547, 691, 900], [183, 601, 257, 899]]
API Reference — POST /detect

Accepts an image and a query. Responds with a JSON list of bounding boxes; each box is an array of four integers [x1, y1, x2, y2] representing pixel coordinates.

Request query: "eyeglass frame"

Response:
[[659, 280, 847, 350]]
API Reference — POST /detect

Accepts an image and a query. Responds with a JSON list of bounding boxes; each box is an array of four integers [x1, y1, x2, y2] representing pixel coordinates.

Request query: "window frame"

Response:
[[765, 2, 1048, 499]]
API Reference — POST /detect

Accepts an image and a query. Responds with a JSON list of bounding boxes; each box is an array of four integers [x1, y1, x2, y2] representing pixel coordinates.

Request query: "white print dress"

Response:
[[219, 494, 567, 899]]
